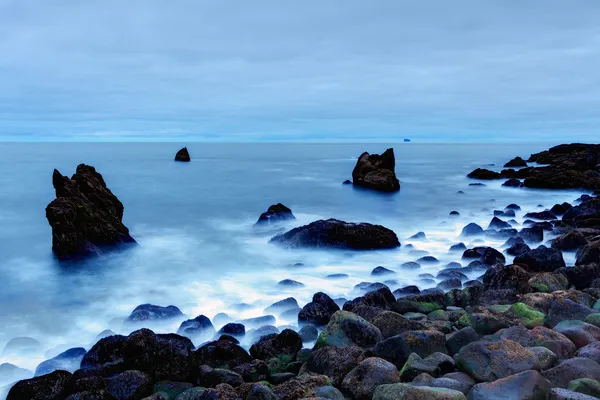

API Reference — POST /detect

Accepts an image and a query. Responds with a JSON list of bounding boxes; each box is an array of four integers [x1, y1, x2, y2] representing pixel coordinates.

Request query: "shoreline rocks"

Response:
[[351, 148, 400, 192], [45, 164, 135, 260]]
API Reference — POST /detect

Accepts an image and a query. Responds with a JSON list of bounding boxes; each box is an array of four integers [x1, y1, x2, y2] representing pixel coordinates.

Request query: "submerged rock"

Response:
[[351, 148, 400, 192], [174, 147, 191, 161], [467, 168, 501, 180], [270, 219, 400, 250], [256, 203, 295, 225], [45, 164, 135, 259]]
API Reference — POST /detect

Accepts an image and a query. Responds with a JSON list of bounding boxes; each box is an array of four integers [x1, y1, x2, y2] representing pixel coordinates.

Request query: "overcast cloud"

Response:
[[1, 0, 599, 141]]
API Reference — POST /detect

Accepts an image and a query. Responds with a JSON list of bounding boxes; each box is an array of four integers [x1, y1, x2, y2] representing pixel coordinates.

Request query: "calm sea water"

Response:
[[0, 142, 586, 373]]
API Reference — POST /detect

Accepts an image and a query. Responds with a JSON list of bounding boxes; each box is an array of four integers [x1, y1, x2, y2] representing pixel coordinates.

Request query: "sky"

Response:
[[1, 1, 600, 142]]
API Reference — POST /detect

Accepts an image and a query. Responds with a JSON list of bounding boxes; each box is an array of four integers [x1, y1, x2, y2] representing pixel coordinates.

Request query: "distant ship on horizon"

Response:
[[404, 138, 411, 142]]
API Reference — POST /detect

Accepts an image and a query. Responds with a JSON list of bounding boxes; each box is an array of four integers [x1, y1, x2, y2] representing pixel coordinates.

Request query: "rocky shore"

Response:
[[5, 143, 600, 399]]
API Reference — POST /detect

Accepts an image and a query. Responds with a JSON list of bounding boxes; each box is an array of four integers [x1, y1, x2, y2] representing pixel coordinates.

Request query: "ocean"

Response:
[[0, 142, 586, 372]]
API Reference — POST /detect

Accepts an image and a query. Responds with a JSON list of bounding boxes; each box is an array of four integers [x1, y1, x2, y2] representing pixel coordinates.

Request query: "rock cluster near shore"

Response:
[[468, 143, 600, 190], [45, 164, 135, 260], [351, 148, 401, 192]]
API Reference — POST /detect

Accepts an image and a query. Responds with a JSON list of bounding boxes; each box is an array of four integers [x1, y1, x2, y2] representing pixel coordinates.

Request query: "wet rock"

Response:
[[6, 370, 71, 400], [373, 383, 467, 399], [553, 320, 600, 348], [399, 352, 455, 381], [524, 210, 557, 220], [514, 245, 566, 272], [371, 330, 447, 368], [506, 242, 531, 256], [341, 357, 400, 400], [277, 279, 304, 288], [197, 365, 244, 387], [576, 341, 600, 364], [371, 311, 426, 339], [529, 346, 558, 369], [232, 360, 269, 383], [125, 304, 183, 323], [502, 178, 522, 187], [549, 388, 599, 399], [401, 261, 421, 269], [462, 246, 505, 266], [46, 165, 135, 259], [506, 204, 522, 210], [417, 256, 440, 264], [519, 226, 544, 243], [326, 273, 349, 279], [219, 323, 246, 336], [174, 147, 190, 161], [313, 310, 382, 349], [483, 264, 530, 293], [35, 347, 86, 376], [256, 204, 295, 225], [298, 292, 340, 326], [542, 358, 600, 388], [299, 345, 365, 386], [351, 148, 401, 192], [487, 217, 511, 230], [468, 168, 501, 180], [240, 315, 276, 329], [393, 290, 446, 314], [567, 378, 600, 398], [66, 389, 116, 400], [461, 223, 484, 237], [546, 299, 594, 328], [575, 240, 600, 266], [394, 285, 420, 298], [456, 340, 539, 382], [450, 211, 461, 216], [467, 370, 550, 400], [372, 266, 395, 276], [298, 325, 318, 343], [249, 329, 302, 361], [265, 298, 299, 315], [552, 231, 588, 251], [81, 334, 127, 370], [446, 327, 479, 356], [270, 218, 400, 250], [450, 243, 467, 253], [106, 370, 152, 400], [177, 315, 215, 339], [551, 202, 573, 215], [528, 273, 569, 293], [151, 381, 193, 399], [272, 374, 331, 400], [505, 157, 528, 168], [438, 279, 462, 290], [124, 329, 195, 382], [195, 337, 252, 369]]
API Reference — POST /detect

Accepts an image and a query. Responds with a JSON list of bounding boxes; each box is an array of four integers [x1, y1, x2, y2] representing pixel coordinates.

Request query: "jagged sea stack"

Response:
[[256, 203, 295, 225], [175, 147, 191, 162], [351, 148, 400, 192], [45, 164, 135, 259]]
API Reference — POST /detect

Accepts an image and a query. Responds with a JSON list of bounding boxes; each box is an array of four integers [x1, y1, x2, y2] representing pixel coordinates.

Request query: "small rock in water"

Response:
[[326, 273, 349, 279], [502, 178, 522, 187], [416, 256, 439, 264], [469, 183, 486, 187], [342, 179, 352, 185], [409, 232, 426, 240], [174, 146, 191, 161], [488, 217, 511, 230], [240, 315, 276, 329], [34, 347, 86, 376], [351, 148, 401, 192], [125, 304, 184, 323], [371, 266, 396, 276], [461, 223, 484, 237], [256, 203, 296, 225], [219, 323, 246, 336], [505, 203, 521, 210], [393, 285, 420, 298], [177, 315, 216, 338], [524, 210, 557, 221], [278, 279, 305, 288], [450, 211, 460, 216], [410, 250, 429, 257], [265, 298, 299, 315], [449, 243, 467, 252], [400, 262, 421, 270], [504, 156, 528, 167]]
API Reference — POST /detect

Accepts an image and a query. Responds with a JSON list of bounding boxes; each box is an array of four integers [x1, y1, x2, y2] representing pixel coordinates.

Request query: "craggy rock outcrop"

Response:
[[351, 148, 400, 192], [6, 370, 72, 400], [270, 219, 400, 250], [174, 147, 191, 162], [256, 203, 295, 225], [504, 157, 528, 168], [467, 168, 501, 180], [45, 164, 135, 259]]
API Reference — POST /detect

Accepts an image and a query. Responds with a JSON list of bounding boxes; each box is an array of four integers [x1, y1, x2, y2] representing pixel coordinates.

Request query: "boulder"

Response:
[[106, 370, 152, 400], [195, 337, 252, 369], [503, 179, 522, 187], [446, 327, 479, 356], [488, 217, 512, 230], [81, 334, 127, 371], [546, 299, 594, 328], [313, 310, 382, 349], [177, 315, 215, 339], [552, 231, 588, 251], [483, 264, 530, 293], [174, 147, 190, 161], [519, 226, 544, 243], [256, 204, 295, 225], [468, 169, 501, 180], [399, 352, 455, 382], [461, 223, 484, 237], [576, 341, 600, 364], [567, 378, 600, 398], [462, 247, 505, 266], [373, 383, 467, 399], [35, 347, 86, 376], [124, 329, 195, 382], [456, 340, 539, 382], [506, 242, 531, 257], [466, 370, 550, 400], [125, 304, 183, 323], [351, 148, 400, 192], [371, 330, 447, 368], [542, 358, 600, 388], [298, 292, 340, 326], [504, 157, 528, 168], [553, 320, 600, 348], [197, 365, 244, 388], [271, 374, 331, 400], [514, 246, 566, 272], [249, 329, 302, 360], [371, 311, 426, 339], [575, 241, 600, 265], [548, 388, 599, 399], [270, 218, 400, 250], [219, 323, 245, 336], [341, 357, 401, 399], [45, 164, 135, 259], [299, 345, 365, 386], [6, 370, 72, 400], [524, 211, 557, 221]]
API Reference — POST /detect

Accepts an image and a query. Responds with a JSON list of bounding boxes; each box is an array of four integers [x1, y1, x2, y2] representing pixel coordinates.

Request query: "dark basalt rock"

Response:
[[298, 292, 340, 326], [35, 347, 86, 376], [249, 329, 302, 360], [195, 337, 252, 369], [563, 197, 600, 224], [461, 223, 484, 237], [270, 219, 400, 250], [488, 217, 511, 230], [449, 243, 467, 252], [524, 210, 557, 220], [506, 204, 522, 210], [504, 157, 528, 168], [576, 240, 600, 265], [45, 164, 135, 259], [371, 330, 447, 368], [519, 225, 544, 243], [483, 264, 530, 293], [256, 203, 295, 225], [502, 178, 522, 187], [409, 232, 426, 240], [7, 370, 72, 400], [514, 245, 566, 272], [277, 279, 304, 288], [106, 370, 152, 400], [552, 231, 588, 251], [125, 304, 183, 323], [81, 334, 127, 371], [371, 266, 395, 276], [506, 242, 531, 256], [174, 147, 190, 162], [551, 202, 573, 215], [219, 323, 246, 336], [462, 246, 505, 266], [351, 148, 400, 192], [467, 168, 501, 180], [177, 315, 215, 339]]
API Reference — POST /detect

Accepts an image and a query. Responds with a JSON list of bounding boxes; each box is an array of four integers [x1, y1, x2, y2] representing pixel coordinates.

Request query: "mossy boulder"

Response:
[[313, 311, 382, 349], [457, 310, 511, 335], [584, 313, 600, 328], [456, 340, 539, 382], [505, 302, 546, 328], [528, 273, 569, 293], [567, 378, 600, 398]]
